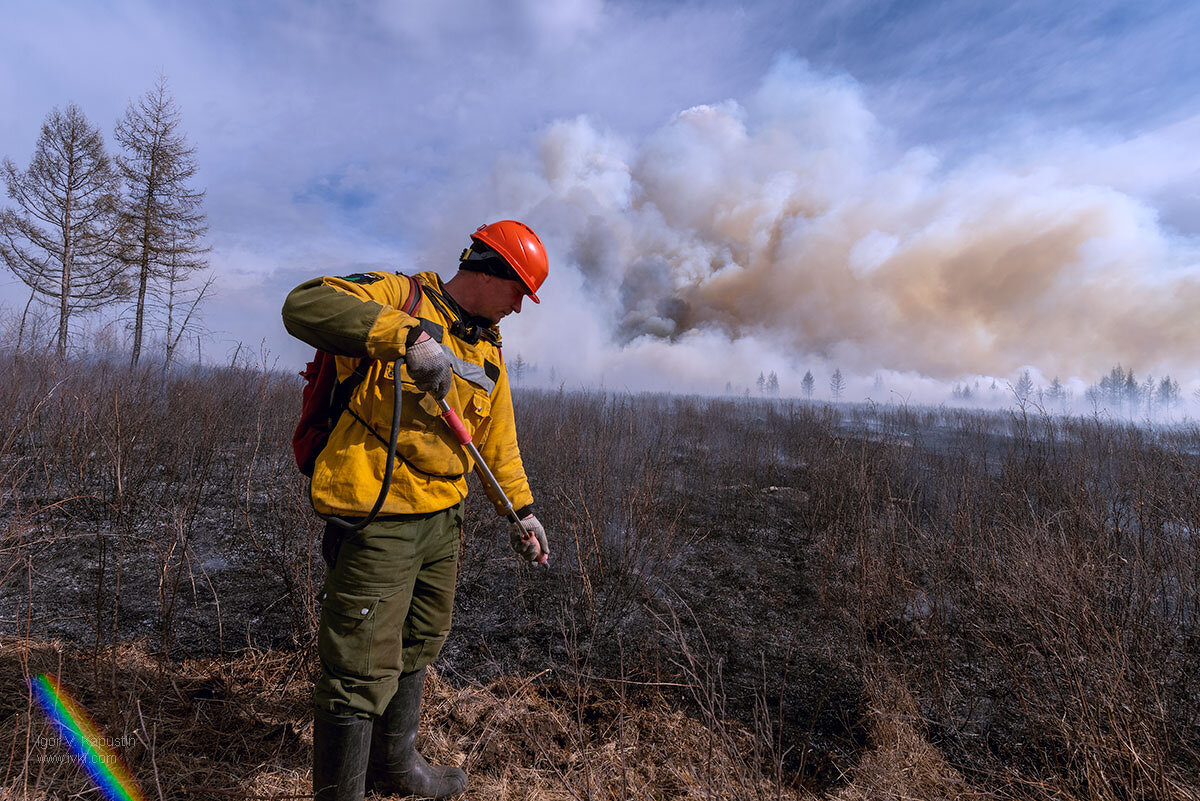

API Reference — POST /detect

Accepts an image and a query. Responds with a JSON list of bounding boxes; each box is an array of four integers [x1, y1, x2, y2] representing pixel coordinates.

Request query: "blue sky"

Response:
[[1, 0, 1198, 400]]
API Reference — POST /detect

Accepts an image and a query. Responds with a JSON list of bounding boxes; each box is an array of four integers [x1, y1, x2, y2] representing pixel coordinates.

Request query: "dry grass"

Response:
[[832, 668, 991, 801], [0, 636, 811, 800], [3, 635, 1008, 801], [2, 350, 1199, 800], [0, 637, 312, 799]]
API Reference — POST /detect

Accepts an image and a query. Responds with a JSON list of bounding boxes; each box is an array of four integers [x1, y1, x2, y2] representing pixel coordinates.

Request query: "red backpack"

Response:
[[292, 274, 423, 476]]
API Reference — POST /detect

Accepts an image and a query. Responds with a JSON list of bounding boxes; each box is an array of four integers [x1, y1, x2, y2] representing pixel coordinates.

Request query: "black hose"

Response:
[[321, 356, 405, 532]]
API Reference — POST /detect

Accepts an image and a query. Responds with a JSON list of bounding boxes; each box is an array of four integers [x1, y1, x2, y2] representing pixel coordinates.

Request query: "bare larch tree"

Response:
[[114, 76, 208, 367], [0, 104, 125, 357], [156, 235, 214, 375]]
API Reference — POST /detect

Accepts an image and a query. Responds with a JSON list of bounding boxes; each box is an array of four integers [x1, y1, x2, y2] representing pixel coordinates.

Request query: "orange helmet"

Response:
[[469, 220, 548, 303]]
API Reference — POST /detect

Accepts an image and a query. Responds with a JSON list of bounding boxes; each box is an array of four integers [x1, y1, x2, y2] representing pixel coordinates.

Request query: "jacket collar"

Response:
[[418, 272, 502, 346]]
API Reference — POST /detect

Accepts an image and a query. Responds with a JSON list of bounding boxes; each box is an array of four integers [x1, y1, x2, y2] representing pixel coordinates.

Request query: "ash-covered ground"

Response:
[[4, 369, 1200, 796]]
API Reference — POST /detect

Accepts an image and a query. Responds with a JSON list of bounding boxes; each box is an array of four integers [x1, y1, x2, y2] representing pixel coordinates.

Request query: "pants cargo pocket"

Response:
[[317, 589, 380, 679], [366, 586, 409, 678]]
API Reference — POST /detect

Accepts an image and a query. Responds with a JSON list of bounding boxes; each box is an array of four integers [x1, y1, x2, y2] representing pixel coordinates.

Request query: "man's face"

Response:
[[480, 275, 528, 324]]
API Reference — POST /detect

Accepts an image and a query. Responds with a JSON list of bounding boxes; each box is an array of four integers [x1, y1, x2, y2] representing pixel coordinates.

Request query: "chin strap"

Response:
[[424, 279, 501, 346]]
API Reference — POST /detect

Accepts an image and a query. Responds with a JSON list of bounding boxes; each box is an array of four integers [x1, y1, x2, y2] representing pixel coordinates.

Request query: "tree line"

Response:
[[727, 368, 844, 401], [1079, 364, 1183, 417], [950, 364, 1188, 417], [734, 363, 1193, 414], [0, 77, 209, 368]]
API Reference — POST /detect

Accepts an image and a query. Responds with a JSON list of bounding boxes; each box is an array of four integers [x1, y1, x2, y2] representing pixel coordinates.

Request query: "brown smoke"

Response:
[[493, 59, 1200, 388]]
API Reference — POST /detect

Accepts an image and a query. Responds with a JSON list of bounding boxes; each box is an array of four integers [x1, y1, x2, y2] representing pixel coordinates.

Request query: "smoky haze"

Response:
[[472, 58, 1200, 399]]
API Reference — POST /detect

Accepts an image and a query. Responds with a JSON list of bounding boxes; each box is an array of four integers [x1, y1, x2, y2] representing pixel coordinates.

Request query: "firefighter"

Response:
[[282, 220, 550, 800]]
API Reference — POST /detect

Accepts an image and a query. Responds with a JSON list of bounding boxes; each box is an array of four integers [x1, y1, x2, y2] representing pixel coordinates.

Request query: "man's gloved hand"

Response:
[[405, 329, 452, 399], [509, 514, 549, 564]]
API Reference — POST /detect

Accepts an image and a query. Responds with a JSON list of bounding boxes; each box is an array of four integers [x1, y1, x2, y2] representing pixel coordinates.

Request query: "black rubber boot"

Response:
[[367, 667, 468, 798], [313, 707, 372, 801]]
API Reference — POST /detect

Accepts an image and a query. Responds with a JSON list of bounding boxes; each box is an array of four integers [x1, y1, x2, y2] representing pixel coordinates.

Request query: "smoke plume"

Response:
[[481, 58, 1200, 398]]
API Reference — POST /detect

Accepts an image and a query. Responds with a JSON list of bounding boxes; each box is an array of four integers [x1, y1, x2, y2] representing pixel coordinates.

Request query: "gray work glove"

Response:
[[405, 329, 452, 399], [509, 514, 549, 564]]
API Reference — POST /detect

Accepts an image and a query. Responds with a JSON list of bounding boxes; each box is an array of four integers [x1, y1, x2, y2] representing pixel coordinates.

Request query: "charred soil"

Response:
[[1, 356, 1199, 800]]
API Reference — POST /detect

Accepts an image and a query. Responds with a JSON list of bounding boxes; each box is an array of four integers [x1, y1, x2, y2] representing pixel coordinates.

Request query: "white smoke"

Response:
[[475, 57, 1200, 402]]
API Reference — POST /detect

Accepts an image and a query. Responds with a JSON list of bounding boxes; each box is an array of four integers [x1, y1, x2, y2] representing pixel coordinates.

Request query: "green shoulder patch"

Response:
[[339, 272, 383, 285]]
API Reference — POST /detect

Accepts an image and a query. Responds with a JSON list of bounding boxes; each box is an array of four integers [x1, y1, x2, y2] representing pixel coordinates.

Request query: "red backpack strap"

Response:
[[399, 273, 422, 317]]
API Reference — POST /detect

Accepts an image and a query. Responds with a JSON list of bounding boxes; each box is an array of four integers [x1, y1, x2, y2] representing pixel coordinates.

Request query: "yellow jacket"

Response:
[[281, 270, 534, 518]]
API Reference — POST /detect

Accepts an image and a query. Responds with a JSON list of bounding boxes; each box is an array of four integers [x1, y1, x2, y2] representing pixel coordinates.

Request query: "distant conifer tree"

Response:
[[830, 368, 845, 402], [1015, 370, 1034, 402], [1157, 375, 1180, 410], [1126, 371, 1142, 416], [1047, 376, 1064, 407], [510, 353, 527, 383]]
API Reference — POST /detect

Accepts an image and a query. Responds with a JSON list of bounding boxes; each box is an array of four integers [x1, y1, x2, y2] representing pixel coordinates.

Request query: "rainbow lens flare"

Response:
[[31, 674, 146, 801]]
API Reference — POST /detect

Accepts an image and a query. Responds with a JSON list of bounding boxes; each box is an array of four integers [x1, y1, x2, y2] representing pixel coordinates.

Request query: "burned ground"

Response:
[[1, 354, 1199, 799]]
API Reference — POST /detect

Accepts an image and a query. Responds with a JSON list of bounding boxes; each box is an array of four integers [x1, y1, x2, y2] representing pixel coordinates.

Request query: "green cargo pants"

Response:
[[314, 501, 463, 717]]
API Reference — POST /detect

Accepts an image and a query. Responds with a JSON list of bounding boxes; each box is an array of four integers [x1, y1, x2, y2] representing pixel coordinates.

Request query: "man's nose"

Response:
[[512, 295, 524, 314]]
